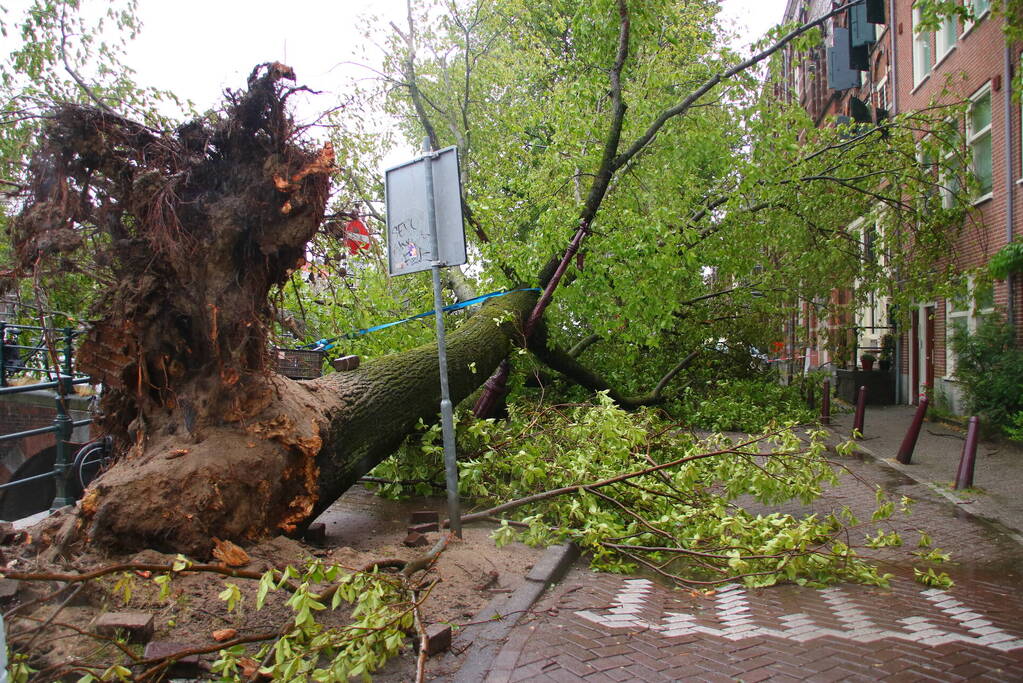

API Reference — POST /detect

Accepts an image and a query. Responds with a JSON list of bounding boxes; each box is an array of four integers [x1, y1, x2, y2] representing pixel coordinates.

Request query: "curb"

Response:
[[826, 428, 1023, 548], [448, 542, 580, 683]]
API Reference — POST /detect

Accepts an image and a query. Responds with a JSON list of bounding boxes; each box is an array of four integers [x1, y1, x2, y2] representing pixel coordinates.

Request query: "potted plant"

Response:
[[879, 334, 895, 372], [860, 352, 876, 371]]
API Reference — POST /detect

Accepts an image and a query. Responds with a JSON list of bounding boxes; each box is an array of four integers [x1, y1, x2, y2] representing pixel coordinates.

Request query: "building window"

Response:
[[918, 143, 938, 201], [936, 15, 956, 61], [929, 119, 964, 209], [875, 75, 890, 112], [912, 7, 933, 86], [795, 59, 804, 101], [968, 86, 993, 199], [941, 144, 962, 209], [965, 0, 991, 33], [863, 224, 878, 265], [947, 280, 995, 375]]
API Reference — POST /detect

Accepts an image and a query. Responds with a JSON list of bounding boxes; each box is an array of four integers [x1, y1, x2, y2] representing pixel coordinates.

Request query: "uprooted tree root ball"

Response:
[[13, 61, 329, 445]]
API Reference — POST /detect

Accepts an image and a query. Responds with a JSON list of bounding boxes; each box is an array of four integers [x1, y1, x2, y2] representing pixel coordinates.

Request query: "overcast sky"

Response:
[[2, 0, 788, 166], [124, 0, 786, 170], [118, 1, 787, 120]]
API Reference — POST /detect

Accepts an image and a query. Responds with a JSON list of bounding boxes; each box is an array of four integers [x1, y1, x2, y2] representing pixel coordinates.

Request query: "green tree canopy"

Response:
[[313, 0, 972, 404]]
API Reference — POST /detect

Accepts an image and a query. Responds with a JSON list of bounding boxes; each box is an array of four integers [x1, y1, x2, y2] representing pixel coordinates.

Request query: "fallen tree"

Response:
[[6, 0, 973, 556], [10, 64, 540, 554]]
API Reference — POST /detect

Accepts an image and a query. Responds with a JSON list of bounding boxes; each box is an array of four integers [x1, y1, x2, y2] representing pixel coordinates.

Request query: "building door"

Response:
[[911, 311, 919, 404], [924, 305, 935, 397], [911, 305, 935, 405]]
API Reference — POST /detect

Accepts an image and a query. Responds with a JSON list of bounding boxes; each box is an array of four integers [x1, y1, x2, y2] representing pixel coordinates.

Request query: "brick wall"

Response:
[[783, 1, 1022, 410], [892, 4, 1021, 409], [0, 390, 92, 483]]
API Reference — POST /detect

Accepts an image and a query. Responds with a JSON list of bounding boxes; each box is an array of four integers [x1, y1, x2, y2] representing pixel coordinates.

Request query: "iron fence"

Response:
[[0, 322, 102, 516]]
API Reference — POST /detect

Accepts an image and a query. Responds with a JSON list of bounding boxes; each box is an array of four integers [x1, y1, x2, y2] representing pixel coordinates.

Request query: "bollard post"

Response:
[[954, 416, 980, 491], [821, 380, 831, 425], [896, 397, 929, 464], [852, 385, 867, 437]]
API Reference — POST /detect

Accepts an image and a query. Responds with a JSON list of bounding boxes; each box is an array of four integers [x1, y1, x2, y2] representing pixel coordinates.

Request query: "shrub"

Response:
[[1004, 411, 1023, 443], [950, 318, 1023, 437]]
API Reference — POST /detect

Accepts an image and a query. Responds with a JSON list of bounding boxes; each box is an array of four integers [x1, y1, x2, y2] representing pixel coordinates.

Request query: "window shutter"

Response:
[[850, 43, 870, 71], [866, 0, 886, 24], [850, 3, 877, 47], [828, 28, 862, 91], [850, 96, 872, 124]]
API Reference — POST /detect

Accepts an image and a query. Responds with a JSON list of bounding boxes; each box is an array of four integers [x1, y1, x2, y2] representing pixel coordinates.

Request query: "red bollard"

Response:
[[821, 380, 831, 425], [852, 385, 867, 437], [954, 416, 980, 490], [896, 397, 929, 464]]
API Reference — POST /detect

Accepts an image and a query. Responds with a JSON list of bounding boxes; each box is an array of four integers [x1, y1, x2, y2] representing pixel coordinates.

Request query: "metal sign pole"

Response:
[[422, 138, 462, 537]]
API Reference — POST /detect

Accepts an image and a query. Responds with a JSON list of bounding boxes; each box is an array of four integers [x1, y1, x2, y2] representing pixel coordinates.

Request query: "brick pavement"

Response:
[[480, 450, 1023, 682]]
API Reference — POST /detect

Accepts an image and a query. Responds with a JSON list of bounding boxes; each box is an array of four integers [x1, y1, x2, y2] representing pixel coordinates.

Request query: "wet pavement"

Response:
[[829, 405, 1023, 542], [461, 409, 1023, 681]]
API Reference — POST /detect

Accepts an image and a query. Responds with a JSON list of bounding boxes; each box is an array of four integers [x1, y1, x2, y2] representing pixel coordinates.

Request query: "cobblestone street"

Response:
[[479, 452, 1023, 682]]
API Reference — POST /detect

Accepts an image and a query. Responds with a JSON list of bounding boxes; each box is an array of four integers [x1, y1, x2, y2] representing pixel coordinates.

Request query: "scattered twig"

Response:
[[17, 584, 81, 652], [927, 429, 965, 440], [2, 562, 299, 592], [138, 632, 278, 682]]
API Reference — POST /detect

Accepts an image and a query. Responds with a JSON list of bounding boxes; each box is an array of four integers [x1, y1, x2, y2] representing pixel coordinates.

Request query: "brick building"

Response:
[[779, 0, 1021, 411]]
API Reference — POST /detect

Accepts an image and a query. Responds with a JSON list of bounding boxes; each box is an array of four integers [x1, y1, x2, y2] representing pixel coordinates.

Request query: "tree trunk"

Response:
[[82, 290, 536, 556]]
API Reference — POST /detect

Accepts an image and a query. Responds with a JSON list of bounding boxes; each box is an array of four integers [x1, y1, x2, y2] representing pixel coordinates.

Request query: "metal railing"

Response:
[[851, 324, 896, 370], [1, 323, 79, 388], [0, 322, 97, 514]]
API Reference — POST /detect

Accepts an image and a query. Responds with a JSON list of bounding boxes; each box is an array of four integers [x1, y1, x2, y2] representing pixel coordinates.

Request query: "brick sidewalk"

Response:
[[479, 452, 1023, 681]]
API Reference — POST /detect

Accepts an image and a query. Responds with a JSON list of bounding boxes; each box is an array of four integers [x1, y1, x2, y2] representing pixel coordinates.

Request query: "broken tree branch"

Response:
[[452, 432, 781, 526]]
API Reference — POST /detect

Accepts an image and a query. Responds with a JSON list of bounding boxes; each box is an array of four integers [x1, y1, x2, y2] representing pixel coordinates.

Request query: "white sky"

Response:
[[2, 0, 787, 166], [118, 1, 786, 118]]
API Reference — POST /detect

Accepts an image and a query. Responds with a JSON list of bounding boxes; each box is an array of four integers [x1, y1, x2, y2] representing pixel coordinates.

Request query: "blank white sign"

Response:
[[385, 146, 467, 276]]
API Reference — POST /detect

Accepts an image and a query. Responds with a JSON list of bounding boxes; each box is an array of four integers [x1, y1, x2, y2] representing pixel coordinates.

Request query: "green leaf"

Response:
[[218, 583, 242, 612]]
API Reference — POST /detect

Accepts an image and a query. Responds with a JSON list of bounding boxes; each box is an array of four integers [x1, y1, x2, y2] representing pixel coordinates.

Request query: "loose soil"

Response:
[[3, 485, 544, 681]]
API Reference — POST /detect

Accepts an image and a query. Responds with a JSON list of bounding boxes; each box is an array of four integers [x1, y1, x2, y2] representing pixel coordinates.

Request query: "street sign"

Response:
[[343, 218, 371, 255], [384, 146, 467, 276], [382, 141, 467, 537]]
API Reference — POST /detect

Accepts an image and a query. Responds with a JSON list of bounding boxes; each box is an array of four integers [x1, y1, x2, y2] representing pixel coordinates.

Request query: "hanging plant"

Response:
[[989, 239, 1023, 279]]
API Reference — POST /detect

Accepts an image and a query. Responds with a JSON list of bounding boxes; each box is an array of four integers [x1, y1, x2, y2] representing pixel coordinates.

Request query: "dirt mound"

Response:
[[2, 490, 543, 680]]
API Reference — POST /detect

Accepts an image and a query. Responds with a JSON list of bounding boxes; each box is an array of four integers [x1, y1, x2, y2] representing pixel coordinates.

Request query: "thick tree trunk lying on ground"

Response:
[[82, 290, 536, 555]]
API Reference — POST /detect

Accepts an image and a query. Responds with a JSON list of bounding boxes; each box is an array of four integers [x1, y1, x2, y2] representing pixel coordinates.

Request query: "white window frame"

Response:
[[917, 139, 939, 203], [935, 14, 957, 64], [941, 147, 961, 209], [964, 0, 992, 35], [967, 84, 993, 202], [933, 119, 963, 209], [945, 278, 995, 377], [875, 75, 890, 112], [912, 6, 933, 87]]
